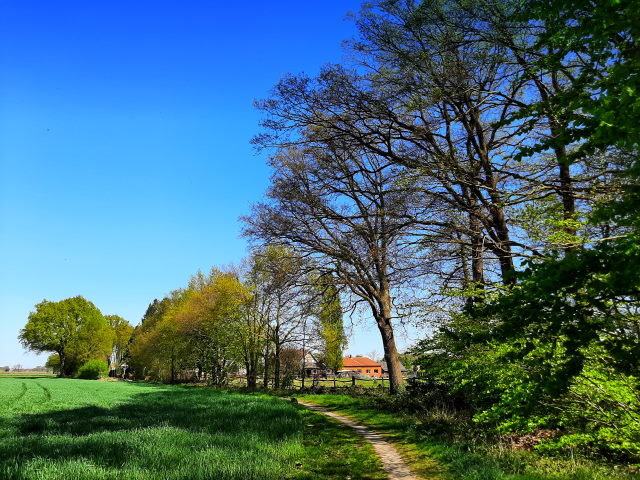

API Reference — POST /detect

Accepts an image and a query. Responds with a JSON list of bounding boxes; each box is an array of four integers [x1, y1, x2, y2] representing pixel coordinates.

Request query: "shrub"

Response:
[[77, 360, 109, 380]]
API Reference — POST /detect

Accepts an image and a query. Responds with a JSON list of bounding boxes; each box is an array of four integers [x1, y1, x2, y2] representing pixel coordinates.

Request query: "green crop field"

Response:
[[0, 373, 56, 378], [0, 378, 384, 480]]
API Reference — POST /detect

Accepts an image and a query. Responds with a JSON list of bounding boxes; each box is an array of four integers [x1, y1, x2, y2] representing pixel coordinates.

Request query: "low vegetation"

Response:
[[294, 393, 639, 480], [76, 360, 109, 380], [0, 378, 384, 480]]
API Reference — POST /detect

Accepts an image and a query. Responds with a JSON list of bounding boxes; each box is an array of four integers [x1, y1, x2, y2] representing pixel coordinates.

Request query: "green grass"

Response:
[[295, 394, 639, 480], [0, 378, 385, 480]]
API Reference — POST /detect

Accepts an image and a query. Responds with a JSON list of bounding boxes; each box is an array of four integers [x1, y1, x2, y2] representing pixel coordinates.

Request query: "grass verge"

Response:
[[294, 393, 639, 480]]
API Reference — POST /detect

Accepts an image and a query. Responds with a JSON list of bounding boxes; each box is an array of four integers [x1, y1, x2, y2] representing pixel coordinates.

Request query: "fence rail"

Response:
[[227, 375, 428, 392]]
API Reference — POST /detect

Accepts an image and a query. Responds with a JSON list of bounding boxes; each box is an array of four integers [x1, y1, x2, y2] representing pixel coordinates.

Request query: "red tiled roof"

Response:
[[342, 356, 381, 368]]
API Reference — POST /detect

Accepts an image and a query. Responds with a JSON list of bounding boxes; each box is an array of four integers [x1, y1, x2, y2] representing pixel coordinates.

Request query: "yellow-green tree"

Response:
[[129, 293, 187, 382], [174, 269, 247, 385], [105, 314, 134, 370], [314, 276, 346, 373]]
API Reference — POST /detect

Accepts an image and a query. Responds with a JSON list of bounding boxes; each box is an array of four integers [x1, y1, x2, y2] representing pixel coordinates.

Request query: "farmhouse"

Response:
[[379, 361, 407, 377], [302, 351, 331, 377], [340, 355, 382, 377]]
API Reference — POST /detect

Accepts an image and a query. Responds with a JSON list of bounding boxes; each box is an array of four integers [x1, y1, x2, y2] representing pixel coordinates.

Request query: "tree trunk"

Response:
[[58, 349, 66, 378], [246, 359, 257, 388], [263, 344, 271, 389], [274, 342, 281, 389], [377, 289, 404, 394]]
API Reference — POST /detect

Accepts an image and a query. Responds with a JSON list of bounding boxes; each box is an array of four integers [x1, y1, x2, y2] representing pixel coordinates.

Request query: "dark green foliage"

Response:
[[76, 360, 109, 380], [519, 0, 640, 158]]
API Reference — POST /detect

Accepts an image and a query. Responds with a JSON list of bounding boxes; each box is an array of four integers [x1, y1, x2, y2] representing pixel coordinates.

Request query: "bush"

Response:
[[77, 360, 109, 380]]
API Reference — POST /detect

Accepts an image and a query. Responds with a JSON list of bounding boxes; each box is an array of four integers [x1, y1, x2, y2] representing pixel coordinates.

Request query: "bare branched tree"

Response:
[[243, 138, 431, 393]]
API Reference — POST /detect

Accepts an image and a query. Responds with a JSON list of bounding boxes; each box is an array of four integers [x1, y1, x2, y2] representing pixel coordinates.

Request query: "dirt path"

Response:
[[296, 399, 419, 480]]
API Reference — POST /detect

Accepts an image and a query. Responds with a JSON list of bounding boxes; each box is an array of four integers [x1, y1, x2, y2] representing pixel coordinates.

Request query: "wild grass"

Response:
[[296, 394, 640, 480], [0, 378, 384, 480]]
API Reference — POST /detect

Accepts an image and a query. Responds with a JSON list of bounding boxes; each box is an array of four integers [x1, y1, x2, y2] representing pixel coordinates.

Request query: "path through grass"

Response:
[[297, 394, 638, 480], [0, 379, 384, 480]]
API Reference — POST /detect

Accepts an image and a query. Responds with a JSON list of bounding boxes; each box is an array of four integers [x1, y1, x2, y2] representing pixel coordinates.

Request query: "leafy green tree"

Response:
[[415, 0, 640, 460], [129, 293, 187, 382], [174, 269, 247, 385], [19, 296, 113, 377]]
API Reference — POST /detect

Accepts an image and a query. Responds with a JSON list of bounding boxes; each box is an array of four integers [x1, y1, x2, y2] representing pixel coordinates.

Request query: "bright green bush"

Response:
[[537, 355, 640, 461], [77, 360, 109, 380]]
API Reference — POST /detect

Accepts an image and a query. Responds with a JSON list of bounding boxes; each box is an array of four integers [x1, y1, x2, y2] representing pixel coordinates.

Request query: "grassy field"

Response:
[[0, 378, 385, 480], [0, 372, 56, 378], [296, 394, 639, 480]]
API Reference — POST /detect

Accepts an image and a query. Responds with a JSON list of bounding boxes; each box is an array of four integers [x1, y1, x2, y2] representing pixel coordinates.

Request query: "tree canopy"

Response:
[[19, 296, 113, 377]]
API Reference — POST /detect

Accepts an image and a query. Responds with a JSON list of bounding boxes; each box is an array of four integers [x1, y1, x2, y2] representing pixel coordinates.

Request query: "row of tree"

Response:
[[127, 247, 347, 387], [242, 0, 638, 459], [18, 249, 346, 385]]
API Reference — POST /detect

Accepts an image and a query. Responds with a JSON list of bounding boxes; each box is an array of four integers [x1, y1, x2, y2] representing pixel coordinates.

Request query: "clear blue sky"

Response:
[[0, 1, 420, 367]]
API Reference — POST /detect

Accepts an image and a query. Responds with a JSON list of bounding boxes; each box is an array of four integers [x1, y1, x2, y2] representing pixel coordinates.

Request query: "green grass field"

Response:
[[0, 378, 384, 480]]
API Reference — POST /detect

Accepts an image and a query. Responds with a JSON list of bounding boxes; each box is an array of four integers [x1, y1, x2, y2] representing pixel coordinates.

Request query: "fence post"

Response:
[[352, 376, 356, 388]]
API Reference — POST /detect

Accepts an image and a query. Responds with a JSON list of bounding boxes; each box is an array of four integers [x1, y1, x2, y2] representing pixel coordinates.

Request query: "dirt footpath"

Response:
[[297, 400, 419, 480]]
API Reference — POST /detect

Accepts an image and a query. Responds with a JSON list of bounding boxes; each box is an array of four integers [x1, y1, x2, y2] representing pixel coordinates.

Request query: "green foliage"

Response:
[[76, 359, 109, 380], [18, 296, 113, 377], [521, 0, 640, 157], [538, 354, 640, 459], [296, 394, 637, 480], [410, 0, 640, 464], [105, 314, 133, 365], [129, 269, 250, 384], [45, 354, 61, 374], [515, 198, 586, 248]]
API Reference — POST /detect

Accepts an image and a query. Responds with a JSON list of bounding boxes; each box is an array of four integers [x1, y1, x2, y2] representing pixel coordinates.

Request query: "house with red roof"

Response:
[[339, 355, 382, 377]]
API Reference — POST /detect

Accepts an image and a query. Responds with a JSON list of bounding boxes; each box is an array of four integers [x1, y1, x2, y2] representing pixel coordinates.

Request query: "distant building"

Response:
[[302, 352, 331, 377], [339, 356, 382, 377], [379, 361, 407, 378]]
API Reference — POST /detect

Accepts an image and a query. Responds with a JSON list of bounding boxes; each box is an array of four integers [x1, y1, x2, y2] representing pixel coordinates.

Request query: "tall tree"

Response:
[[105, 314, 133, 371], [248, 246, 309, 389], [19, 296, 112, 377], [174, 269, 247, 385], [129, 294, 186, 381], [314, 275, 347, 373], [244, 139, 428, 393]]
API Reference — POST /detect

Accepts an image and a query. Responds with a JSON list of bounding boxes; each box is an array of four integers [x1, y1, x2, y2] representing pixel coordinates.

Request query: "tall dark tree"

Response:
[[243, 137, 430, 393]]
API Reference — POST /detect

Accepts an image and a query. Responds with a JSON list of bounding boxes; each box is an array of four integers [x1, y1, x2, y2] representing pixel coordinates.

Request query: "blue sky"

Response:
[[0, 1, 419, 367]]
